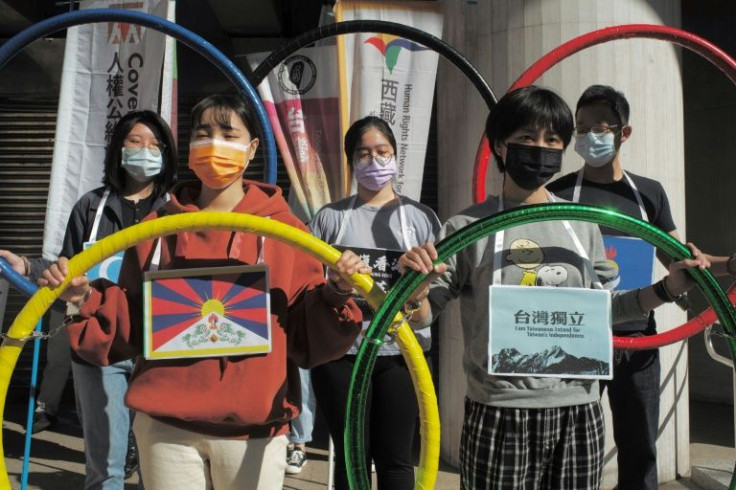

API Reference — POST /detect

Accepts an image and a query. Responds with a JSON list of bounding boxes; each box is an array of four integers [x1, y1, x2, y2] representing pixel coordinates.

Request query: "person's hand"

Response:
[[327, 250, 371, 293], [38, 257, 91, 304], [664, 242, 710, 297], [0, 249, 27, 276], [398, 242, 448, 303]]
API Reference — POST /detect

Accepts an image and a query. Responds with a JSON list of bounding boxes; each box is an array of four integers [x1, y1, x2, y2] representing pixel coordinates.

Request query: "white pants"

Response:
[[133, 412, 288, 490]]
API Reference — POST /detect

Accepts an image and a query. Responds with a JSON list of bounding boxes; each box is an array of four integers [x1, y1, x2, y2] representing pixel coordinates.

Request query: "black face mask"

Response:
[[503, 143, 563, 190]]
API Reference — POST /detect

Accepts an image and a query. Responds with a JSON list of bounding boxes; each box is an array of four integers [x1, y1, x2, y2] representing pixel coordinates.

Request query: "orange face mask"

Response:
[[188, 139, 253, 189]]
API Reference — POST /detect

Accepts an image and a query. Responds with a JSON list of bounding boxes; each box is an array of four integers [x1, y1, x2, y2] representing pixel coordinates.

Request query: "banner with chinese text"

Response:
[[160, 1, 178, 134], [488, 285, 613, 380], [43, 0, 170, 260], [335, 1, 443, 200], [248, 47, 342, 222]]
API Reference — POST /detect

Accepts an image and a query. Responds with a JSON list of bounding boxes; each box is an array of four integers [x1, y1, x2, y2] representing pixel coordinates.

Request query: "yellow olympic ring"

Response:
[[0, 212, 440, 490]]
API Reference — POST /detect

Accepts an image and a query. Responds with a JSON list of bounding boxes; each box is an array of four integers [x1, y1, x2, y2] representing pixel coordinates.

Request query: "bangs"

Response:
[[197, 105, 235, 129], [190, 94, 260, 141], [211, 105, 236, 129], [139, 119, 164, 142], [511, 91, 573, 139]]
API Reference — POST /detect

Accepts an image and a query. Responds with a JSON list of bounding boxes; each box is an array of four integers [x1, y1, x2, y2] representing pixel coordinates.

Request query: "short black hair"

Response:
[[344, 116, 397, 162], [575, 84, 630, 125], [485, 85, 574, 172], [103, 110, 177, 198], [191, 93, 261, 141]]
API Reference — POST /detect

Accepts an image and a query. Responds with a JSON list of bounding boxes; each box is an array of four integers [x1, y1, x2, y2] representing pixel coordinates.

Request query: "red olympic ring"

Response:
[[613, 284, 736, 350], [472, 24, 736, 350], [475, 24, 736, 203]]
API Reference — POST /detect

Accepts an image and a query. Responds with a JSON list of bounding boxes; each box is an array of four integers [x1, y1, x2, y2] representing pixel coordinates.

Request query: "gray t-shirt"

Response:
[[424, 195, 647, 408], [310, 194, 441, 355]]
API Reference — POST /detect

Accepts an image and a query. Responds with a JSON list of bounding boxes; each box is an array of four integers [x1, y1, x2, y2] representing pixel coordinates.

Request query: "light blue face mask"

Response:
[[121, 147, 164, 182], [574, 132, 617, 168]]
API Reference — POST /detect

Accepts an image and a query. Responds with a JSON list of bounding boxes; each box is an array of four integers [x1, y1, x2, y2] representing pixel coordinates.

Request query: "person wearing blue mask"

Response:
[[547, 85, 676, 489], [1, 109, 178, 489], [68, 110, 177, 489]]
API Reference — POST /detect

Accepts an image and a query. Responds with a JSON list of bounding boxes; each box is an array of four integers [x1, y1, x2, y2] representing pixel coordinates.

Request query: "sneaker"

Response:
[[285, 447, 307, 475], [31, 407, 55, 434]]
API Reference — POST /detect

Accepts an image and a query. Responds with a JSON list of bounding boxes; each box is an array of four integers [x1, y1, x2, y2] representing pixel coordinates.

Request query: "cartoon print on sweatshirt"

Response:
[[505, 238, 571, 287], [505, 238, 544, 286], [536, 265, 568, 286]]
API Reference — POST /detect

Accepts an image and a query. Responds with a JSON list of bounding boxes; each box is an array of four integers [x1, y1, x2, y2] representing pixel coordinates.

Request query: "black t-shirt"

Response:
[[547, 170, 677, 333], [120, 192, 157, 229]]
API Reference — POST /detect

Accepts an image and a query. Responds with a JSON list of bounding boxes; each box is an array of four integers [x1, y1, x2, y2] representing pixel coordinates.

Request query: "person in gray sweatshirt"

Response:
[[398, 86, 708, 490]]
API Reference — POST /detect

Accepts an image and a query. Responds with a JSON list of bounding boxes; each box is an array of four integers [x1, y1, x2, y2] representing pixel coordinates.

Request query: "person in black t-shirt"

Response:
[[549, 85, 736, 490], [548, 85, 677, 490], [1, 110, 177, 488]]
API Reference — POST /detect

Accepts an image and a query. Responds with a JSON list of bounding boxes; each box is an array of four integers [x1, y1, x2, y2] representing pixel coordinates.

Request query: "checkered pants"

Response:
[[460, 398, 604, 490]]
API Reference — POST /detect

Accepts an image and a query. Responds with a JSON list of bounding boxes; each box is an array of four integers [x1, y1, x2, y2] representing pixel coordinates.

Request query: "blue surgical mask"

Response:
[[574, 132, 617, 168], [121, 148, 164, 182]]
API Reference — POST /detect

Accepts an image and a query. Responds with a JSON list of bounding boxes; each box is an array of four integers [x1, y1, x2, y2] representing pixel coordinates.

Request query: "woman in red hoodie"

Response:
[[40, 94, 366, 490]]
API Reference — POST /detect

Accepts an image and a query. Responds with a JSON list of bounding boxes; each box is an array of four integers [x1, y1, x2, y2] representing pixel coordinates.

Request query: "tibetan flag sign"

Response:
[[143, 265, 271, 360]]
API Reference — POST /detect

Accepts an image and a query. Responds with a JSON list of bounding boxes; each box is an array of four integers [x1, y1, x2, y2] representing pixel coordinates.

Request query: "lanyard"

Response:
[[573, 170, 648, 222], [334, 194, 413, 250], [90, 189, 170, 243], [88, 188, 111, 242], [492, 192, 603, 289]]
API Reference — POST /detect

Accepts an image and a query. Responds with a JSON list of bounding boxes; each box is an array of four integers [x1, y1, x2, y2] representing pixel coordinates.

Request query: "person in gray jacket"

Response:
[[398, 86, 708, 490]]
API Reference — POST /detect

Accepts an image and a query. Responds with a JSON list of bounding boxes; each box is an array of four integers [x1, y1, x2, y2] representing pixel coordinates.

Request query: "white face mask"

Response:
[[574, 132, 617, 168], [121, 148, 164, 182]]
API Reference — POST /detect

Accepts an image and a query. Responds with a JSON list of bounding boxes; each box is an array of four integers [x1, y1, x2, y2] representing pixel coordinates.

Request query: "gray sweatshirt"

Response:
[[310, 194, 441, 355], [425, 195, 647, 408]]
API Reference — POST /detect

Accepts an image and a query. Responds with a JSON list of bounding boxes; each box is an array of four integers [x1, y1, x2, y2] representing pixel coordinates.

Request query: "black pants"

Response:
[[311, 354, 418, 490], [601, 331, 660, 490], [38, 309, 71, 416]]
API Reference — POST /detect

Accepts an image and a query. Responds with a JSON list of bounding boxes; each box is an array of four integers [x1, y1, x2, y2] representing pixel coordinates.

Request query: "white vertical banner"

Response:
[[160, 0, 177, 134], [335, 1, 443, 200], [248, 47, 342, 222], [43, 0, 169, 260]]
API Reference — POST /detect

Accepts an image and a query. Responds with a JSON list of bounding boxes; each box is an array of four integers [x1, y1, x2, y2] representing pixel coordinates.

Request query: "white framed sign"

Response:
[[488, 285, 612, 380]]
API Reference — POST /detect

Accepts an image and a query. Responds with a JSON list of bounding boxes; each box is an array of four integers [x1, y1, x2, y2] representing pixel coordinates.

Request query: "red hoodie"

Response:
[[66, 180, 362, 438]]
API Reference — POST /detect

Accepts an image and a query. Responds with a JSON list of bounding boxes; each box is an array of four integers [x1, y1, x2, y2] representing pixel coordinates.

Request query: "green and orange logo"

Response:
[[364, 34, 429, 73]]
